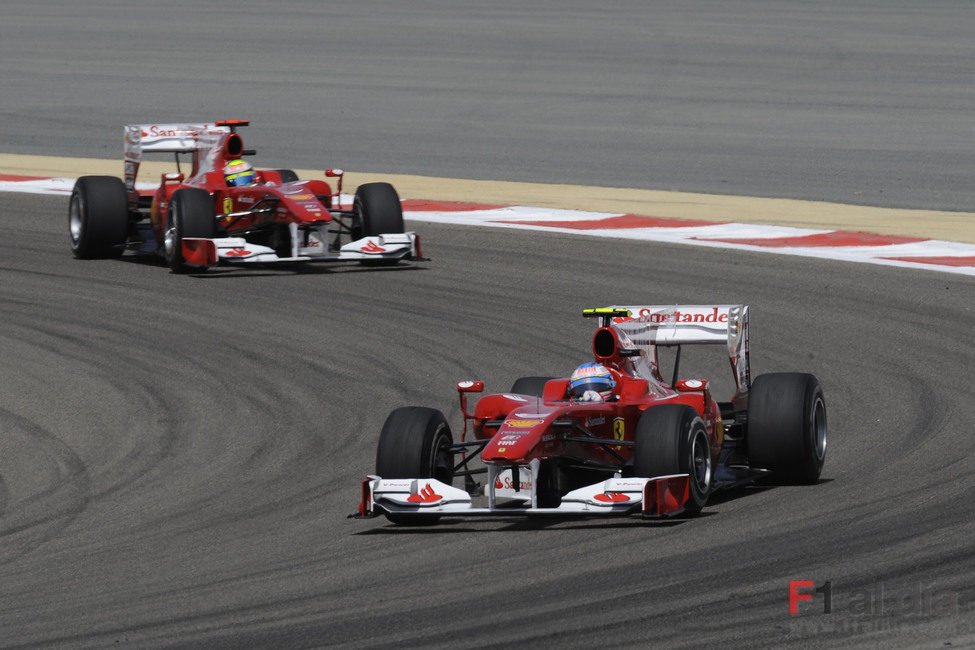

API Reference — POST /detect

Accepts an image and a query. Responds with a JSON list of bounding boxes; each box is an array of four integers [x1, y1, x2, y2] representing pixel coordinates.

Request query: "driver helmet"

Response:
[[569, 362, 616, 401], [224, 159, 257, 187]]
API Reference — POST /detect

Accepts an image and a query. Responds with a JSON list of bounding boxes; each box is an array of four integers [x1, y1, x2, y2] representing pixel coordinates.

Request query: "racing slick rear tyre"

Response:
[[353, 182, 404, 266], [165, 188, 216, 274], [509, 376, 555, 398], [747, 373, 827, 484], [633, 405, 712, 514], [376, 407, 454, 525], [273, 169, 299, 183], [68, 176, 129, 258]]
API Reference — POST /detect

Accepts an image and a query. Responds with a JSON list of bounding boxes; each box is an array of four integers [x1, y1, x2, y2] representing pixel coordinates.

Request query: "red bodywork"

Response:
[[460, 325, 724, 473], [131, 123, 336, 246]]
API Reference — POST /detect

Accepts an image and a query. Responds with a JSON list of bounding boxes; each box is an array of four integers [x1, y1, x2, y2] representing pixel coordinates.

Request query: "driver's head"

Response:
[[224, 159, 257, 187], [569, 362, 615, 401]]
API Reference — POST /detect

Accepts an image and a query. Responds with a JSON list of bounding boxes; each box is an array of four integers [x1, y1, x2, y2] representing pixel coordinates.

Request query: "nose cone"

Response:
[[482, 415, 549, 462]]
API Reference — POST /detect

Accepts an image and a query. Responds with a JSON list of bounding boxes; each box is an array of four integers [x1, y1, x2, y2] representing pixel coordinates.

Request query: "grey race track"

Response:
[[1, 0, 974, 211], [2, 1, 975, 648], [0, 192, 973, 647]]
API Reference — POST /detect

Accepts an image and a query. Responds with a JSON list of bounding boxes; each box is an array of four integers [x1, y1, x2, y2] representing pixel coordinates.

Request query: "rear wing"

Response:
[[122, 123, 231, 193], [597, 305, 750, 394], [124, 123, 229, 157]]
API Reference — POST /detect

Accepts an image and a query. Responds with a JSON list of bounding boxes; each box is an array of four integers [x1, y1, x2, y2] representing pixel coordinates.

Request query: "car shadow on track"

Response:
[[113, 254, 425, 278], [354, 515, 702, 535]]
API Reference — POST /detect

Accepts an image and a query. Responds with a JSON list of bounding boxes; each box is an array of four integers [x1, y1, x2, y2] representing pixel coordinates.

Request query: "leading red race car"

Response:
[[353, 305, 828, 525], [68, 120, 422, 272]]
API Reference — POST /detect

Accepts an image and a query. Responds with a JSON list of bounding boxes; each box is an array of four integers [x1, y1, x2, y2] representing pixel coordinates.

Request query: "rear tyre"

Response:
[[747, 373, 827, 484], [509, 376, 555, 398], [375, 407, 453, 525], [68, 176, 129, 258], [273, 169, 299, 183], [633, 405, 712, 514], [165, 188, 216, 274]]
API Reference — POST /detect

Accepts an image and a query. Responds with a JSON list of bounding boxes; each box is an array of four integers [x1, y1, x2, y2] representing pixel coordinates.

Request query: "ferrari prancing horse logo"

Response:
[[613, 418, 625, 449], [222, 197, 233, 215]]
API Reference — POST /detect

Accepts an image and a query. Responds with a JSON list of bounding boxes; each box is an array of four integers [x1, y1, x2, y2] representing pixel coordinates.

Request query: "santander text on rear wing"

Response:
[[123, 123, 230, 193], [605, 304, 750, 395]]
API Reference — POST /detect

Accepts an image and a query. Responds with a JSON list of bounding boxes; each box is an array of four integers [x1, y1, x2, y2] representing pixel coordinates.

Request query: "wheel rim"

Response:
[[690, 429, 712, 493], [352, 198, 366, 238], [431, 430, 453, 485], [813, 397, 827, 461], [69, 192, 83, 244]]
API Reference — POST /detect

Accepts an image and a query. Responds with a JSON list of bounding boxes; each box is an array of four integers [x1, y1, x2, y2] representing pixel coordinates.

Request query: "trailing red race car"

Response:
[[353, 305, 828, 525], [68, 120, 423, 272]]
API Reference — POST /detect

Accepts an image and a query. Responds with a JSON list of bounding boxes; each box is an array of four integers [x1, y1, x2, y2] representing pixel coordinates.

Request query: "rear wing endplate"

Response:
[[602, 304, 750, 393]]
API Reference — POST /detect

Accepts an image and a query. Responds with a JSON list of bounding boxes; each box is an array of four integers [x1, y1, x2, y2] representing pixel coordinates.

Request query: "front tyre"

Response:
[[747, 373, 827, 484], [375, 407, 453, 525], [165, 188, 216, 274], [633, 405, 712, 514], [68, 176, 129, 258], [272, 169, 299, 183], [509, 376, 555, 398]]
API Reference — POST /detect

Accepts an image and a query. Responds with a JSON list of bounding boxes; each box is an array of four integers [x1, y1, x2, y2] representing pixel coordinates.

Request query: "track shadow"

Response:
[[707, 477, 834, 506], [113, 253, 425, 278], [189, 262, 425, 279], [353, 514, 697, 535]]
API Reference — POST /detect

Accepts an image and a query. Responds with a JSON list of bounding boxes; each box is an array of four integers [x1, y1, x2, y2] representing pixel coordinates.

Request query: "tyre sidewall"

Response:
[[69, 176, 128, 258], [375, 406, 452, 525], [166, 189, 215, 273], [353, 182, 404, 238], [633, 405, 711, 513], [747, 373, 827, 484]]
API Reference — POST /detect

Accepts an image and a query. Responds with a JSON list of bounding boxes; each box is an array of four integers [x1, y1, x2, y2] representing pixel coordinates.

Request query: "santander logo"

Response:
[[407, 484, 442, 503], [495, 476, 532, 490], [594, 492, 630, 503], [361, 241, 386, 253], [225, 248, 251, 257]]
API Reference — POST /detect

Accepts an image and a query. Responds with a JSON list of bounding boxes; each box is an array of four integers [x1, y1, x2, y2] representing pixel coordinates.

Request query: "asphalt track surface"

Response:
[[2, 1, 974, 212], [0, 192, 973, 647], [1, 1, 974, 648]]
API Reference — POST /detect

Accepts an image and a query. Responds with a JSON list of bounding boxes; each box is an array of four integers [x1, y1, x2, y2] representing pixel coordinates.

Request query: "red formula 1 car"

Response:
[[68, 120, 422, 272], [353, 305, 828, 525]]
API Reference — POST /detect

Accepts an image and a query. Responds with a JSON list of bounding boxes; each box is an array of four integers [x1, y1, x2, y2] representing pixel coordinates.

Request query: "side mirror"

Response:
[[324, 169, 344, 178], [457, 381, 484, 393]]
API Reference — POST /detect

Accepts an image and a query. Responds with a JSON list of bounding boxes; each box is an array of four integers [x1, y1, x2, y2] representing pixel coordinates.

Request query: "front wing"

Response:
[[353, 470, 692, 521], [181, 231, 420, 266]]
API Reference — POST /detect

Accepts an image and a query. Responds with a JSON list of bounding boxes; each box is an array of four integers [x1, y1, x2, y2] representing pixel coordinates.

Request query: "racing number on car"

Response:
[[613, 418, 625, 450]]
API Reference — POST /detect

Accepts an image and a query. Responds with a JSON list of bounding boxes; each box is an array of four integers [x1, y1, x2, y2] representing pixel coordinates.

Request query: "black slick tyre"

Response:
[[375, 407, 453, 525], [273, 169, 299, 183], [509, 376, 555, 398], [633, 405, 712, 514], [165, 188, 216, 274], [68, 176, 129, 258], [747, 373, 827, 484], [352, 182, 405, 266]]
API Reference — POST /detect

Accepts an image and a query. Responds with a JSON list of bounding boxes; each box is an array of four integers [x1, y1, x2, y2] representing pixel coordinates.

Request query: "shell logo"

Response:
[[503, 419, 543, 428]]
